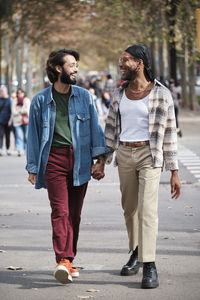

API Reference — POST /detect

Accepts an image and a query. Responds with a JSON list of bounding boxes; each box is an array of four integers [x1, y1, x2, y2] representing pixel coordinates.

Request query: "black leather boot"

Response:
[[141, 262, 159, 288], [120, 246, 142, 276]]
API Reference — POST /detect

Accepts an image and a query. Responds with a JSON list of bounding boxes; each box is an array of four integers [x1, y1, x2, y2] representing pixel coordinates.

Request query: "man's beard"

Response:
[[60, 68, 77, 85], [121, 67, 138, 81]]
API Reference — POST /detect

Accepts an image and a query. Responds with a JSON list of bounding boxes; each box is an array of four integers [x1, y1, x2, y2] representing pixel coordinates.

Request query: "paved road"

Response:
[[0, 108, 200, 300]]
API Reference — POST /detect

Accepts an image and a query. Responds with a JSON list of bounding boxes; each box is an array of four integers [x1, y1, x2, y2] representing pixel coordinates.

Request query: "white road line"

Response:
[[187, 166, 200, 169], [181, 160, 200, 163], [178, 146, 200, 182], [182, 163, 200, 166], [179, 157, 198, 160]]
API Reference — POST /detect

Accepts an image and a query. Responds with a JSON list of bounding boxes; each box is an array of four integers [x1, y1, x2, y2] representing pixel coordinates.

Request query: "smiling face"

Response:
[[56, 54, 79, 85], [118, 52, 141, 81]]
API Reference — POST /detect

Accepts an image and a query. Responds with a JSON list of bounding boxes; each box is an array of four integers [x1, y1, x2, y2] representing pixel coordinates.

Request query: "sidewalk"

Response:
[[0, 107, 200, 299], [0, 154, 200, 300]]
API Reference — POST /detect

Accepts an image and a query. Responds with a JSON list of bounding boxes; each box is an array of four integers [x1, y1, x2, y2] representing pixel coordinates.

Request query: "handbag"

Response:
[[22, 114, 29, 125]]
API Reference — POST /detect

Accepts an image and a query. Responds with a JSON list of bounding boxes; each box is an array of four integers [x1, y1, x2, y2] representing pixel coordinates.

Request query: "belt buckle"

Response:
[[134, 142, 141, 147]]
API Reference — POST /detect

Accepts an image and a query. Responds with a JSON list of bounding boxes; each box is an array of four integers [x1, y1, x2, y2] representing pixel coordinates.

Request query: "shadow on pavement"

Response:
[[0, 269, 141, 290]]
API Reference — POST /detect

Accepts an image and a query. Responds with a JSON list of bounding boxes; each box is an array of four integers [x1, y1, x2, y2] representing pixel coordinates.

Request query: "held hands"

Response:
[[91, 161, 105, 181], [170, 170, 181, 199], [28, 173, 36, 185]]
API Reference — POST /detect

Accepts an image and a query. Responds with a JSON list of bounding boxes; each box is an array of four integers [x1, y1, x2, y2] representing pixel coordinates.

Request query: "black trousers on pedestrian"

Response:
[[0, 123, 11, 150], [174, 106, 179, 128]]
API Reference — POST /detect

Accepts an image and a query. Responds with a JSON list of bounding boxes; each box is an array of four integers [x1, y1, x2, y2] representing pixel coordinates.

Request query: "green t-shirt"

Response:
[[51, 87, 72, 147]]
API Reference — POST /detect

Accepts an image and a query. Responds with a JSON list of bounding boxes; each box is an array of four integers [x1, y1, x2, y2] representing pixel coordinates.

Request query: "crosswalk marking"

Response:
[[178, 145, 200, 182], [187, 166, 200, 169]]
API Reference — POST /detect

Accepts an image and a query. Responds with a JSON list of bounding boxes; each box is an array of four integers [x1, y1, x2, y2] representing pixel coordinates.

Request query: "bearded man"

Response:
[[92, 45, 181, 288], [26, 49, 107, 284]]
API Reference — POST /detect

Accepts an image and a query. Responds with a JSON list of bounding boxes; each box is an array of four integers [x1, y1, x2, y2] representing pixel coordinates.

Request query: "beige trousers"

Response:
[[116, 144, 161, 262]]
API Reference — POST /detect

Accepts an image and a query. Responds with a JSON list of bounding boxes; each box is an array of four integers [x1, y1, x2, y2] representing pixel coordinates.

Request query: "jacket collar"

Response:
[[47, 84, 76, 104]]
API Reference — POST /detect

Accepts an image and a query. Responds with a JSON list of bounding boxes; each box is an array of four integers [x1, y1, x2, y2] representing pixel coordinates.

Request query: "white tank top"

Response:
[[119, 90, 149, 142]]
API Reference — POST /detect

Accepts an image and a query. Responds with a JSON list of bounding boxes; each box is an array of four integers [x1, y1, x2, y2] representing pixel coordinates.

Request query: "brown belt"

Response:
[[120, 141, 150, 147]]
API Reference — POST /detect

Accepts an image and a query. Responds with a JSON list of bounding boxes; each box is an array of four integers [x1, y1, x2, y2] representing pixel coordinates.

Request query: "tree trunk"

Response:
[[178, 46, 188, 107], [188, 40, 199, 110], [10, 38, 15, 91], [188, 62, 196, 110], [5, 23, 10, 93], [24, 41, 32, 98], [158, 37, 164, 80], [166, 0, 178, 83], [16, 16, 21, 88], [150, 39, 156, 78]]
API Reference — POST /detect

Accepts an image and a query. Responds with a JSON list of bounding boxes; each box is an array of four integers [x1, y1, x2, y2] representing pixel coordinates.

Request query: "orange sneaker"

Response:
[[54, 258, 72, 284], [70, 262, 79, 278]]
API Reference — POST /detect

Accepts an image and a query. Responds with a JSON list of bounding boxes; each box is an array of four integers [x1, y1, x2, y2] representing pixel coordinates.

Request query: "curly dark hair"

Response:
[[46, 49, 80, 83]]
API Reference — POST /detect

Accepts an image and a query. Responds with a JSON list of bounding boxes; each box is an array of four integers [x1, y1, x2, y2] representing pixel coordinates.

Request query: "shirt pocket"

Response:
[[76, 113, 90, 137]]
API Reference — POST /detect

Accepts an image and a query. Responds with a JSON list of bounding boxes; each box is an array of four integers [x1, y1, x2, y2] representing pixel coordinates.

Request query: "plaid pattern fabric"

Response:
[[104, 80, 178, 171]]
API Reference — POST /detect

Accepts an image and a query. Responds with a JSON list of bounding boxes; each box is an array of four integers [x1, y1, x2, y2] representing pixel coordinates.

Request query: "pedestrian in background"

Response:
[[90, 76, 104, 117], [0, 86, 12, 156], [104, 74, 115, 96], [89, 87, 103, 116], [12, 88, 30, 156], [92, 45, 181, 289], [26, 48, 107, 285], [101, 91, 112, 117], [10, 91, 17, 148], [169, 79, 182, 137]]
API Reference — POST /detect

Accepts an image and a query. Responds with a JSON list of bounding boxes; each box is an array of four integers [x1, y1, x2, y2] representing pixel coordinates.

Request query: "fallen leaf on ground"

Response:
[[184, 213, 195, 216], [84, 222, 92, 225], [0, 213, 13, 216], [0, 224, 9, 228], [77, 296, 93, 299], [184, 206, 193, 209], [6, 266, 23, 270], [180, 180, 187, 184], [163, 236, 175, 240], [87, 289, 100, 292]]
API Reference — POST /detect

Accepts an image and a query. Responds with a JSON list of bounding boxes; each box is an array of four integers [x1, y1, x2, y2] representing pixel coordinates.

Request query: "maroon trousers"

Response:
[[45, 146, 88, 263]]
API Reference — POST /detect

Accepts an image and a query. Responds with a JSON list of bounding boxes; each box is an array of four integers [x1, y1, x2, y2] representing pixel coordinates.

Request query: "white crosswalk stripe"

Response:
[[178, 145, 200, 182]]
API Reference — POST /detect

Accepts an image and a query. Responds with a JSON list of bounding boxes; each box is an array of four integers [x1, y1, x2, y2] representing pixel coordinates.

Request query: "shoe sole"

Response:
[[120, 263, 142, 276], [54, 266, 73, 284], [141, 282, 159, 289]]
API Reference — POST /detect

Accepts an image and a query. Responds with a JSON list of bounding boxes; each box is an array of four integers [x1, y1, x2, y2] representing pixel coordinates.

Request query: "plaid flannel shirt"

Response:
[[104, 79, 178, 171]]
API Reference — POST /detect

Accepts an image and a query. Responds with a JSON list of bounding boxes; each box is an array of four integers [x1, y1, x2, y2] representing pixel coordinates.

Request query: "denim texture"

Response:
[[26, 85, 107, 188]]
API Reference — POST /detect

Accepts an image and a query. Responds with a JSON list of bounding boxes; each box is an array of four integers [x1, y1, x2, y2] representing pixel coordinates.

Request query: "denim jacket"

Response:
[[26, 85, 107, 188]]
